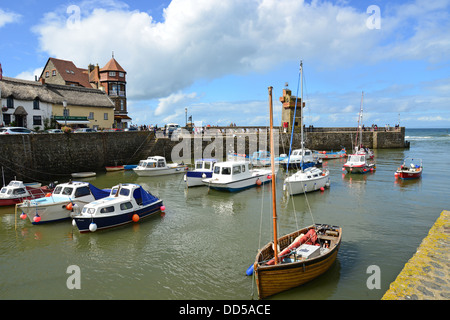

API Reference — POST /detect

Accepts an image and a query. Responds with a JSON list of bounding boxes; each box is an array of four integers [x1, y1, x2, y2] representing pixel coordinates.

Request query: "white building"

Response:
[[0, 78, 52, 131]]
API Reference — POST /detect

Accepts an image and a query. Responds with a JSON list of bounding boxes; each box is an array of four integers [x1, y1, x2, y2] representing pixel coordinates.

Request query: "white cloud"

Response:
[[15, 68, 43, 81], [154, 91, 197, 116], [30, 0, 450, 127], [0, 9, 21, 28]]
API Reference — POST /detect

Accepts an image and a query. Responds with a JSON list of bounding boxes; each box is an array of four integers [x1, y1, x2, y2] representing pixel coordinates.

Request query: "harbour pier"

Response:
[[0, 126, 406, 183], [382, 210, 450, 300]]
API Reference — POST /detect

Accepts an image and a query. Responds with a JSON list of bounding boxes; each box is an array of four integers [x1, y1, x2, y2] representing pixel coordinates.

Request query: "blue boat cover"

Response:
[[88, 183, 110, 200], [133, 186, 160, 206]]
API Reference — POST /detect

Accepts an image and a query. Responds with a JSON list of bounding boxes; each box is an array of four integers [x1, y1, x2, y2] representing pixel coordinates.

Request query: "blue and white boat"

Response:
[[18, 181, 109, 224], [203, 160, 272, 192], [184, 158, 217, 187], [72, 183, 163, 233], [280, 148, 322, 170], [313, 148, 346, 159]]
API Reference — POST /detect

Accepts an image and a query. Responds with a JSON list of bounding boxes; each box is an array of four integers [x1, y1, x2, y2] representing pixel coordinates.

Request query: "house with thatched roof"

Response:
[[0, 77, 115, 130], [40, 56, 131, 128]]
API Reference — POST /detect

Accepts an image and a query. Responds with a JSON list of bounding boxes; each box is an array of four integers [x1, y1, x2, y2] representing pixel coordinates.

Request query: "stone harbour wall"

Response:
[[0, 126, 406, 183]]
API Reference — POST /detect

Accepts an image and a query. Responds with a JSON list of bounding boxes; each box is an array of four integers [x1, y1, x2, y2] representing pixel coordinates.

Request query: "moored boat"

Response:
[[105, 165, 124, 171], [252, 224, 342, 299], [133, 156, 187, 177], [18, 181, 110, 224], [72, 183, 163, 233], [283, 61, 330, 195], [71, 172, 96, 178], [395, 158, 422, 180], [0, 180, 53, 207], [280, 148, 322, 170], [284, 166, 330, 195], [184, 158, 217, 187], [343, 153, 376, 174], [313, 148, 346, 159], [203, 160, 272, 192], [248, 85, 341, 299]]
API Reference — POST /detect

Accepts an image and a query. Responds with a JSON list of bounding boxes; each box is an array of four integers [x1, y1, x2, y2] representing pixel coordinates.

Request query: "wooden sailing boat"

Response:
[[251, 86, 342, 299]]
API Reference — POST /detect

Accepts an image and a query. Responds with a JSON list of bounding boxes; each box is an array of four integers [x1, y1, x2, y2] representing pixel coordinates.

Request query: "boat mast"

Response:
[[268, 86, 279, 265], [300, 61, 304, 172], [356, 91, 364, 150]]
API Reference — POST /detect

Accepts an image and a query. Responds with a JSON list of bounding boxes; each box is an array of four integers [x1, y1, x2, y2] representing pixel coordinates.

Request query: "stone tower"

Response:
[[280, 87, 304, 133]]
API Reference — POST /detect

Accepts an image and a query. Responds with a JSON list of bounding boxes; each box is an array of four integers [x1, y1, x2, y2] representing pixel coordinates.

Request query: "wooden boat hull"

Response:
[[254, 225, 341, 299], [105, 166, 124, 171]]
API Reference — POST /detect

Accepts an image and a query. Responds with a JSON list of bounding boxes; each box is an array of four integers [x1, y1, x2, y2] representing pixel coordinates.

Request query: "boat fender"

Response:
[[33, 214, 41, 223], [245, 264, 254, 276], [256, 178, 262, 186], [66, 202, 73, 210], [45, 193, 52, 197], [89, 222, 97, 232], [132, 214, 140, 222], [20, 212, 27, 220], [160, 205, 166, 212]]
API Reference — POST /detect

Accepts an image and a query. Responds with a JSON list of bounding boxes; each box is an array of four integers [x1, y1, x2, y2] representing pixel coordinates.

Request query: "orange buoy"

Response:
[[45, 193, 52, 197], [256, 178, 262, 186], [132, 214, 139, 222], [66, 203, 73, 210]]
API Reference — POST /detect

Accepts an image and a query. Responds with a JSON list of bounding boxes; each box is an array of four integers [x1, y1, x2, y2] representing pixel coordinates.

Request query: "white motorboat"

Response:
[[133, 156, 187, 177], [203, 160, 272, 192], [280, 148, 321, 169], [343, 153, 376, 174], [0, 180, 53, 206], [72, 183, 163, 233], [184, 158, 217, 187], [18, 181, 110, 224]]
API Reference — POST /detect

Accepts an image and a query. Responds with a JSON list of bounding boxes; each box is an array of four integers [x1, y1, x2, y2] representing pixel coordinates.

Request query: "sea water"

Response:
[[0, 128, 448, 300]]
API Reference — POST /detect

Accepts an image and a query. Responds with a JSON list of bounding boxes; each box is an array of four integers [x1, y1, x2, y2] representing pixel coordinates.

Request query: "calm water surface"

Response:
[[1, 128, 449, 300]]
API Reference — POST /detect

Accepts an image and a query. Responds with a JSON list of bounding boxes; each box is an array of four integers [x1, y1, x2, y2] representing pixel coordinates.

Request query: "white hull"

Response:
[[20, 198, 89, 224], [185, 175, 210, 187], [133, 166, 185, 176], [204, 170, 272, 191], [284, 169, 330, 195]]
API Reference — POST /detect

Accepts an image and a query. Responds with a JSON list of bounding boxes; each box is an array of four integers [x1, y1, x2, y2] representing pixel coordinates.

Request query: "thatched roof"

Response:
[[0, 77, 114, 109]]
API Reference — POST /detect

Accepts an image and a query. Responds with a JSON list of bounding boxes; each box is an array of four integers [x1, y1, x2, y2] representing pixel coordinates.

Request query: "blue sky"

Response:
[[1, 0, 449, 128]]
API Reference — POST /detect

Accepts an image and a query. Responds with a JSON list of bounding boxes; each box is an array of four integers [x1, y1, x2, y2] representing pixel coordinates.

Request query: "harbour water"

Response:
[[0, 128, 448, 300]]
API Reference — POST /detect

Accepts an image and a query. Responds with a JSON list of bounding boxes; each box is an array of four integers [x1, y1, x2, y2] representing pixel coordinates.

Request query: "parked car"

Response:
[[103, 128, 123, 132], [74, 128, 97, 133], [124, 127, 138, 131], [0, 127, 34, 134], [46, 129, 64, 134]]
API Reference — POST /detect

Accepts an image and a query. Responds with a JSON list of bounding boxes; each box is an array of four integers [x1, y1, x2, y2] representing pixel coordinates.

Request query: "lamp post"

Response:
[[63, 100, 67, 127], [185, 107, 187, 128]]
